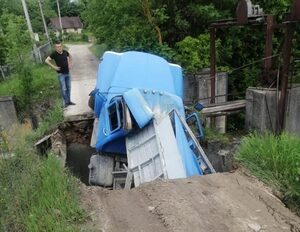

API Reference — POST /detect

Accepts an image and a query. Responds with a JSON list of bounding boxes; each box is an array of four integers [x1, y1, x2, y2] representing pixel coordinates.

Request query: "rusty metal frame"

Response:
[[208, 0, 299, 133], [209, 15, 266, 105]]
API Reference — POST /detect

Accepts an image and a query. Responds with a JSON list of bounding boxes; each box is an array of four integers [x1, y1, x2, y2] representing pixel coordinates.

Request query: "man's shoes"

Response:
[[63, 102, 75, 108]]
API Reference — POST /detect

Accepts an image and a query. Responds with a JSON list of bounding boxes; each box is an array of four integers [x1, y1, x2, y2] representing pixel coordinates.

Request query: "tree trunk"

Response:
[[141, 0, 163, 44]]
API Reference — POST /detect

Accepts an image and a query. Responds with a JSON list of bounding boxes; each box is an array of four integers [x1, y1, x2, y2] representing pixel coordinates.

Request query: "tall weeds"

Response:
[[236, 133, 300, 213], [0, 126, 86, 232]]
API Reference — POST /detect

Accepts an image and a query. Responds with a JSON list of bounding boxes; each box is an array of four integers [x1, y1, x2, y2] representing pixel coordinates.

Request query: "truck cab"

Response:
[[89, 51, 214, 188]]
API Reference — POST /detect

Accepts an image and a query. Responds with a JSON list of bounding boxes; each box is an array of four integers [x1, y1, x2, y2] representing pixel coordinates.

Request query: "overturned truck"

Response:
[[89, 51, 215, 189]]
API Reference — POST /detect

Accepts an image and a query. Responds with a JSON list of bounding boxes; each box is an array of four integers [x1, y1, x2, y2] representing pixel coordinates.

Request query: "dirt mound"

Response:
[[80, 170, 300, 232]]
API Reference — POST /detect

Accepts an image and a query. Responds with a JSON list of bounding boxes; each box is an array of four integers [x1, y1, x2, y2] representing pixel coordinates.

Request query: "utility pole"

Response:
[[20, 0, 41, 63], [56, 0, 63, 40], [38, 0, 50, 42]]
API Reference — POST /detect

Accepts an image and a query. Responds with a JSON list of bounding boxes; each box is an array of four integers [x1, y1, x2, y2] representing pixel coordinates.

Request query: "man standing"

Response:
[[45, 41, 76, 108]]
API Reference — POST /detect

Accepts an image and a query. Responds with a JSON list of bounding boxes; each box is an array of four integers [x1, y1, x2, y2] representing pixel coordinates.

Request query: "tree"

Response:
[[0, 0, 23, 16], [175, 34, 212, 73], [27, 0, 56, 33], [50, 0, 81, 17], [1, 13, 37, 125], [82, 0, 236, 55], [82, 0, 157, 51], [82, 0, 298, 86]]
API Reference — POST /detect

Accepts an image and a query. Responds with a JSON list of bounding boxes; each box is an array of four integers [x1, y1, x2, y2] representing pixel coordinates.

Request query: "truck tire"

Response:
[[88, 94, 95, 110]]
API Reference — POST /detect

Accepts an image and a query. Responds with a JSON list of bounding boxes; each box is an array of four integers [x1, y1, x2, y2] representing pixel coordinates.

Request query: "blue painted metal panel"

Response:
[[110, 52, 176, 94], [174, 114, 203, 176], [96, 52, 122, 93], [94, 92, 106, 118], [95, 107, 127, 154], [123, 89, 154, 129], [169, 64, 183, 98]]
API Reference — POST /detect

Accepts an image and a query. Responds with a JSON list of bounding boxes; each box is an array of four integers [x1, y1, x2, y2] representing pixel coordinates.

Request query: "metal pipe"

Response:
[[292, 0, 300, 20], [210, 27, 216, 104], [277, 23, 295, 133], [263, 15, 274, 84]]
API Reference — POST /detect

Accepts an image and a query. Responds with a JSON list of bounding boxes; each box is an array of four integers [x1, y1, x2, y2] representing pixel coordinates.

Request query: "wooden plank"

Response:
[[203, 110, 245, 117], [201, 100, 246, 115]]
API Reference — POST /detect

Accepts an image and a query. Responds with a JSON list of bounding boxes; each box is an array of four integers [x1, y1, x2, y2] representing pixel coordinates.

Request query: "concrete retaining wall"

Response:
[[184, 69, 228, 133], [285, 85, 300, 135], [0, 96, 18, 130], [245, 85, 300, 135]]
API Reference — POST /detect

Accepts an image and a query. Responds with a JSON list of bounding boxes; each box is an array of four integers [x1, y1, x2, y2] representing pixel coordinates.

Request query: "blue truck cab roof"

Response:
[[95, 51, 183, 99]]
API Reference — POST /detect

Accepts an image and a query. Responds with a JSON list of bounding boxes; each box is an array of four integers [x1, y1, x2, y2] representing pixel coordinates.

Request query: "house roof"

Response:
[[49, 17, 83, 30]]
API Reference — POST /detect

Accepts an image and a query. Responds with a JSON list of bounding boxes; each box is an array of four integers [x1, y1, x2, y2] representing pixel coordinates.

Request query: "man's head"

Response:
[[55, 41, 63, 54]]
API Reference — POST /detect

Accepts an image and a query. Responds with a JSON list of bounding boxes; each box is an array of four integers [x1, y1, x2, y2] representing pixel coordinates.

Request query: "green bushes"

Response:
[[64, 32, 89, 43], [175, 34, 218, 74], [236, 133, 300, 213], [0, 65, 59, 120], [89, 43, 108, 58]]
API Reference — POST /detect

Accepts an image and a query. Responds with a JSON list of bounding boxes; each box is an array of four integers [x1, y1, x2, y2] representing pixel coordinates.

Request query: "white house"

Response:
[[49, 16, 83, 36]]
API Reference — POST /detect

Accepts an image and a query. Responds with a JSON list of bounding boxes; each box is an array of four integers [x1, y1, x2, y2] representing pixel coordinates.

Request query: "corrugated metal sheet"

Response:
[[126, 116, 186, 187]]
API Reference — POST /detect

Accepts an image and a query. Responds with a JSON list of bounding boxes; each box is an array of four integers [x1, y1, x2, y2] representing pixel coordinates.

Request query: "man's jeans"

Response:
[[58, 73, 71, 106]]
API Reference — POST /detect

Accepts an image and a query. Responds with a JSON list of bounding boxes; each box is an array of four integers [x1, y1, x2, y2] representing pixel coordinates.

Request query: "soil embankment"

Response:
[[80, 170, 300, 232]]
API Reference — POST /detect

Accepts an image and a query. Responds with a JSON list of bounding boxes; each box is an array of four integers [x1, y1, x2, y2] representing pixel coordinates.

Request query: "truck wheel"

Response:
[[88, 94, 95, 110]]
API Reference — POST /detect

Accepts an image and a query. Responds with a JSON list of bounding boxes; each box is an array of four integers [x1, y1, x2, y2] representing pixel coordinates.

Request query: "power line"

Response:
[[191, 53, 281, 82]]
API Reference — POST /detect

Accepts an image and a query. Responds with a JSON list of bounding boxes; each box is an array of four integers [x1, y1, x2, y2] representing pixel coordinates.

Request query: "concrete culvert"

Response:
[[202, 138, 240, 173], [60, 119, 95, 185], [66, 143, 95, 185]]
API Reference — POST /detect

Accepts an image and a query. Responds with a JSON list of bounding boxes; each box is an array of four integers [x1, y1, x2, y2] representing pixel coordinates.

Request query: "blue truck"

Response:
[[89, 51, 215, 188]]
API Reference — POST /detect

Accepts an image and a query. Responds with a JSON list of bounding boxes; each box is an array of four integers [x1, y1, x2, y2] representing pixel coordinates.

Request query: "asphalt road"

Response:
[[63, 44, 99, 121]]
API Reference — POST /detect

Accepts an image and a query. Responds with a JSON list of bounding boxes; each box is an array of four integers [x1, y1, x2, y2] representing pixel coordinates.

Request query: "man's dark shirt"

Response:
[[50, 50, 70, 74]]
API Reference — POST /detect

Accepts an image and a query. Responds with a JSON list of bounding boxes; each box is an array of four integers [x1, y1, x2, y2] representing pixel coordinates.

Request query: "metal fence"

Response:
[[0, 65, 11, 81], [35, 42, 52, 63]]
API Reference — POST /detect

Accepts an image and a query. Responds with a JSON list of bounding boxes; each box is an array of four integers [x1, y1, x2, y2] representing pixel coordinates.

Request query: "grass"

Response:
[[204, 127, 230, 144], [0, 125, 86, 232], [236, 133, 300, 213], [31, 65, 59, 102], [0, 62, 87, 231], [89, 43, 107, 58], [27, 100, 64, 143]]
